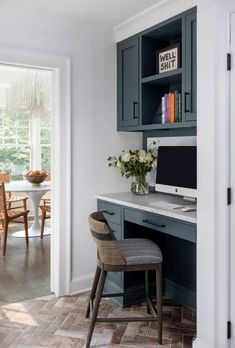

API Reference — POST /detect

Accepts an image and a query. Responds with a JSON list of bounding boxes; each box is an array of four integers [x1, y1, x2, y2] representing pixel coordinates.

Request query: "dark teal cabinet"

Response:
[[117, 7, 197, 132], [117, 36, 139, 129], [184, 11, 197, 122], [97, 199, 196, 310]]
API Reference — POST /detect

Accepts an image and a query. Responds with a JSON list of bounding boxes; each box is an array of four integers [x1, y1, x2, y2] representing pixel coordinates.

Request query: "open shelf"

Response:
[[141, 74, 182, 126], [141, 19, 182, 79], [141, 68, 182, 86]]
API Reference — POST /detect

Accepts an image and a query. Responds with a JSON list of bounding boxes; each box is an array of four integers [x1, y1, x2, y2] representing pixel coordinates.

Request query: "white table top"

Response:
[[5, 180, 50, 193], [96, 192, 197, 224]]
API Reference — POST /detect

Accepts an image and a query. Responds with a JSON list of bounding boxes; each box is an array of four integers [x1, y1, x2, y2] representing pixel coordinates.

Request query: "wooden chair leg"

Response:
[[40, 211, 46, 239], [156, 264, 162, 345], [23, 198, 27, 210], [2, 221, 9, 256], [86, 269, 107, 348], [145, 270, 151, 314], [86, 265, 101, 318], [23, 214, 29, 246]]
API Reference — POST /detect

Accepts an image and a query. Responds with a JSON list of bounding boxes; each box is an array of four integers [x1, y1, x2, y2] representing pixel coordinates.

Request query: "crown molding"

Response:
[[113, 0, 197, 42]]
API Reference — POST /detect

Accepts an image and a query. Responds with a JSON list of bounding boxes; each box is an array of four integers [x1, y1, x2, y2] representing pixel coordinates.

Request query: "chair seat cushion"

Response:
[[0, 210, 27, 221], [117, 238, 162, 265]]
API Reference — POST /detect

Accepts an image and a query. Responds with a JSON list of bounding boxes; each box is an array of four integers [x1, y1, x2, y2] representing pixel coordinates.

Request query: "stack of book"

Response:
[[161, 91, 182, 124]]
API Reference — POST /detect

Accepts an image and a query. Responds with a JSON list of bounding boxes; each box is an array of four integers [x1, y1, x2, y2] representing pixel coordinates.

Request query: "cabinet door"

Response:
[[184, 11, 197, 122], [117, 36, 139, 129]]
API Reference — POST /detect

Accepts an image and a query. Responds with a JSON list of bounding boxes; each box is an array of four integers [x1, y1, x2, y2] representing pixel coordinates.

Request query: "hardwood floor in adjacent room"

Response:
[[0, 292, 196, 347], [0, 223, 51, 303]]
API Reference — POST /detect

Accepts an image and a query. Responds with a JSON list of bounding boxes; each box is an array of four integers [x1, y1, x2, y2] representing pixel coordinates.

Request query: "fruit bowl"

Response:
[[23, 170, 48, 185]]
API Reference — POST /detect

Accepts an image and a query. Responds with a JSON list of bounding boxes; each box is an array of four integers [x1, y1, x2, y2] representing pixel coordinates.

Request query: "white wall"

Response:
[[0, 4, 142, 292], [114, 0, 232, 347]]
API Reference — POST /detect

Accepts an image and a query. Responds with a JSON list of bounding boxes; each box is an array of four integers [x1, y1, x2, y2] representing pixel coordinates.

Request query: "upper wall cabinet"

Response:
[[117, 7, 197, 132], [117, 36, 139, 128]]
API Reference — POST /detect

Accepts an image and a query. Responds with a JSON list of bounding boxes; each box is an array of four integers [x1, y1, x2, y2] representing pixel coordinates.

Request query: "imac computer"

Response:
[[155, 146, 197, 199]]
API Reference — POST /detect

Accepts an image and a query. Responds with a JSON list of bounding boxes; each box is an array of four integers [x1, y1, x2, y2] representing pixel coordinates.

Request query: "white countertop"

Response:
[[96, 192, 197, 224]]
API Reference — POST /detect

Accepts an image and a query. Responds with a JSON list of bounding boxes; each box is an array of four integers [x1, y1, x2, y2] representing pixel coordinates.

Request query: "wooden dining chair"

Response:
[[0, 183, 29, 256], [39, 172, 51, 239], [39, 204, 51, 239], [86, 211, 163, 347], [0, 173, 28, 212]]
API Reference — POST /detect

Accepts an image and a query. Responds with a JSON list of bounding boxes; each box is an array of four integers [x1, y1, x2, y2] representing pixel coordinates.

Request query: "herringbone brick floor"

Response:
[[0, 292, 196, 348]]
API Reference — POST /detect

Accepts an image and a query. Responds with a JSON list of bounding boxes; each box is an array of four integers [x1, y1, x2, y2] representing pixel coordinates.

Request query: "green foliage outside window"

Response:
[[0, 107, 51, 180], [0, 146, 30, 180]]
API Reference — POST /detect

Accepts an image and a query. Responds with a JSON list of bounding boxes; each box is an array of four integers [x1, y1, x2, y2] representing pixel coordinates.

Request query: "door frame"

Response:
[[0, 46, 72, 296], [229, 12, 235, 347]]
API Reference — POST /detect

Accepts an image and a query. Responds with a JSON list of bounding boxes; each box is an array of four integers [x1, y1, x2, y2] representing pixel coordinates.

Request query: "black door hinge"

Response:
[[227, 188, 232, 205], [227, 53, 231, 71], [227, 320, 231, 339]]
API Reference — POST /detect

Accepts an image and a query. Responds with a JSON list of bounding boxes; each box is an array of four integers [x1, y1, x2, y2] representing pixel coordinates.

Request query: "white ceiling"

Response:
[[6, 0, 161, 27]]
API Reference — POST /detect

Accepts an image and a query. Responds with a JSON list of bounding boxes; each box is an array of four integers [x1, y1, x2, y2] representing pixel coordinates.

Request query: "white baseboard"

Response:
[[70, 273, 94, 295]]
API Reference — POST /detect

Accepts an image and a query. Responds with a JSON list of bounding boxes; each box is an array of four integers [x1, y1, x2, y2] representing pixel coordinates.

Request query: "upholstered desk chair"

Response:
[[86, 211, 163, 347], [0, 173, 28, 212], [0, 183, 29, 256]]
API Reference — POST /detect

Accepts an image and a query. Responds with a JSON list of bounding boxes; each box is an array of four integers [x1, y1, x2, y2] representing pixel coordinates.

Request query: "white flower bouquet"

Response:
[[107, 144, 157, 194]]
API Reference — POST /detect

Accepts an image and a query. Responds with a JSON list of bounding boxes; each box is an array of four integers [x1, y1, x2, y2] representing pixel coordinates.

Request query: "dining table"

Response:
[[5, 180, 51, 238]]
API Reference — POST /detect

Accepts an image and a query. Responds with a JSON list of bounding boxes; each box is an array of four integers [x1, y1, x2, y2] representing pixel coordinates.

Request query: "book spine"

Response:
[[175, 90, 179, 122], [161, 96, 165, 124], [166, 93, 169, 123], [165, 94, 168, 123], [169, 93, 175, 123]]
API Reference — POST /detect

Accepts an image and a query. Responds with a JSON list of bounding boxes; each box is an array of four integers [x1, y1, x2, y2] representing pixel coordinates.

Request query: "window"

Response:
[[0, 107, 51, 180], [0, 66, 52, 180]]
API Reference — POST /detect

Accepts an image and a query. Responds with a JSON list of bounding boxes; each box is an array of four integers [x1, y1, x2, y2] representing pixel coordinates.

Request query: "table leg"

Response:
[[12, 190, 51, 238]]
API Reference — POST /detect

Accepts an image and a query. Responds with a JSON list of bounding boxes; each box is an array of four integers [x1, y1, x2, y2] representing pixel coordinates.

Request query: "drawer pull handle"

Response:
[[133, 101, 138, 119], [102, 210, 115, 216], [184, 92, 191, 113], [142, 219, 166, 228]]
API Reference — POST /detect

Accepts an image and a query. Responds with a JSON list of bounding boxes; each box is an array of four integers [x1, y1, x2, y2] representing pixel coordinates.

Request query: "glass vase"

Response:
[[131, 174, 149, 195]]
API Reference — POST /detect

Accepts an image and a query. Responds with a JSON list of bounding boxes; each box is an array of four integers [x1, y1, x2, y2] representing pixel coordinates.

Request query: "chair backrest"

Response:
[[88, 211, 125, 266], [0, 173, 10, 183], [0, 183, 8, 217]]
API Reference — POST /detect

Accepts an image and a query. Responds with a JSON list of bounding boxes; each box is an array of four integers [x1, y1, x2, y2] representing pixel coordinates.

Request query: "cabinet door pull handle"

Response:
[[102, 210, 114, 216], [142, 219, 166, 228], [133, 101, 138, 119], [184, 92, 190, 113]]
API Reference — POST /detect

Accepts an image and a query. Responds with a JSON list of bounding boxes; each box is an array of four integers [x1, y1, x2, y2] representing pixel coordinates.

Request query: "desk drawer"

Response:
[[124, 208, 196, 243], [98, 201, 121, 225]]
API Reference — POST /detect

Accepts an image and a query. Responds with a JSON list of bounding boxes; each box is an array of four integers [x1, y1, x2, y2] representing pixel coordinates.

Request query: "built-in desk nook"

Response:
[[96, 192, 196, 310]]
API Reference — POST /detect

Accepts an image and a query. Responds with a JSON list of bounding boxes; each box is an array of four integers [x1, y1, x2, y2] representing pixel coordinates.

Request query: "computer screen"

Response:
[[155, 146, 197, 197]]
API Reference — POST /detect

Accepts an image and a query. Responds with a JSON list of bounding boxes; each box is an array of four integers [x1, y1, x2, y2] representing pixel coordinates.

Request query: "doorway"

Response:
[[0, 64, 52, 302], [0, 47, 71, 299]]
